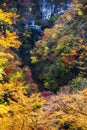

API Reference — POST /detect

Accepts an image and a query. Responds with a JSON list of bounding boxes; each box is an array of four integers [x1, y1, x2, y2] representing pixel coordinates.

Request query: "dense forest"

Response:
[[0, 0, 87, 129]]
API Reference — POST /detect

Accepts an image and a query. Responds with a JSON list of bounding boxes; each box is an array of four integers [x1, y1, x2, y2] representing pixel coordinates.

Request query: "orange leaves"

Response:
[[42, 28, 53, 40], [63, 56, 75, 64], [82, 45, 87, 50], [71, 49, 77, 55], [78, 54, 83, 59], [79, 39, 84, 44], [62, 52, 76, 65], [38, 126, 47, 130]]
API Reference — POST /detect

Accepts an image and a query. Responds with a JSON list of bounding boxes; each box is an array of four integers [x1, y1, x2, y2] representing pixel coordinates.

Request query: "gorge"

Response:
[[20, 0, 72, 90], [25, 0, 72, 35]]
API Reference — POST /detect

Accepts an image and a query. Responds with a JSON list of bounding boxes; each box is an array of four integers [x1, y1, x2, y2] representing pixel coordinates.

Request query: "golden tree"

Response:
[[0, 8, 45, 130]]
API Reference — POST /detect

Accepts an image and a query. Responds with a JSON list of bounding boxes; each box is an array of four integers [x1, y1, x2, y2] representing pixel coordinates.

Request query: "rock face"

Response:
[[25, 18, 43, 35], [31, 0, 71, 20], [28, 0, 71, 30], [39, 0, 71, 20], [24, 0, 72, 37], [24, 0, 72, 40]]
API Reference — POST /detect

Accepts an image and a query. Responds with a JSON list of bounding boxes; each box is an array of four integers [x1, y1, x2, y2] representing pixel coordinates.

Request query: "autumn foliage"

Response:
[[36, 88, 87, 130], [0, 0, 87, 130], [31, 0, 87, 92], [0, 7, 45, 130]]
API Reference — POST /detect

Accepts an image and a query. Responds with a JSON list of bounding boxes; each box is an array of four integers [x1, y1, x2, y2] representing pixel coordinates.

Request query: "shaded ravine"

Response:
[[19, 0, 72, 91]]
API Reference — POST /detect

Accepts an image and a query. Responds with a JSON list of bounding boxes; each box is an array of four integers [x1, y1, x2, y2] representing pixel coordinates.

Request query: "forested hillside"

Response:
[[0, 0, 87, 130]]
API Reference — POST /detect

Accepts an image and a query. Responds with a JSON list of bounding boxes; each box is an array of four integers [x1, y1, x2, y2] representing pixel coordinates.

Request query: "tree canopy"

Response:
[[0, 0, 87, 129]]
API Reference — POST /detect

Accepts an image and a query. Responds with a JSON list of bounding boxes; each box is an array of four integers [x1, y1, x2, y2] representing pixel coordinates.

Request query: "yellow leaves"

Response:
[[0, 84, 46, 129], [0, 105, 9, 115], [0, 9, 18, 25], [36, 89, 87, 129], [0, 52, 13, 59], [0, 9, 21, 76], [0, 67, 5, 80], [0, 30, 21, 48], [31, 56, 38, 63], [6, 30, 21, 48], [77, 10, 83, 16], [28, 93, 46, 110], [52, 33, 56, 39], [54, 24, 59, 28], [10, 71, 24, 82], [15, 72, 24, 79], [0, 82, 23, 95], [66, 15, 72, 21], [0, 34, 20, 79], [56, 44, 62, 50], [43, 46, 49, 57], [44, 82, 49, 88], [54, 23, 63, 30], [0, 52, 14, 66], [54, 23, 63, 31], [0, 58, 8, 66], [0, 8, 47, 130]]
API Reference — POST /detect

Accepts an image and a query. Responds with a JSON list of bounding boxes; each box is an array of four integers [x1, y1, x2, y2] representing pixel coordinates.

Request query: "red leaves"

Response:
[[41, 90, 52, 99], [24, 67, 33, 83], [5, 69, 12, 75]]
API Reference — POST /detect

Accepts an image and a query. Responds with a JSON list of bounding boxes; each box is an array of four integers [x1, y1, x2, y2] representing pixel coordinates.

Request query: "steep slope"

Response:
[[30, 0, 87, 92]]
